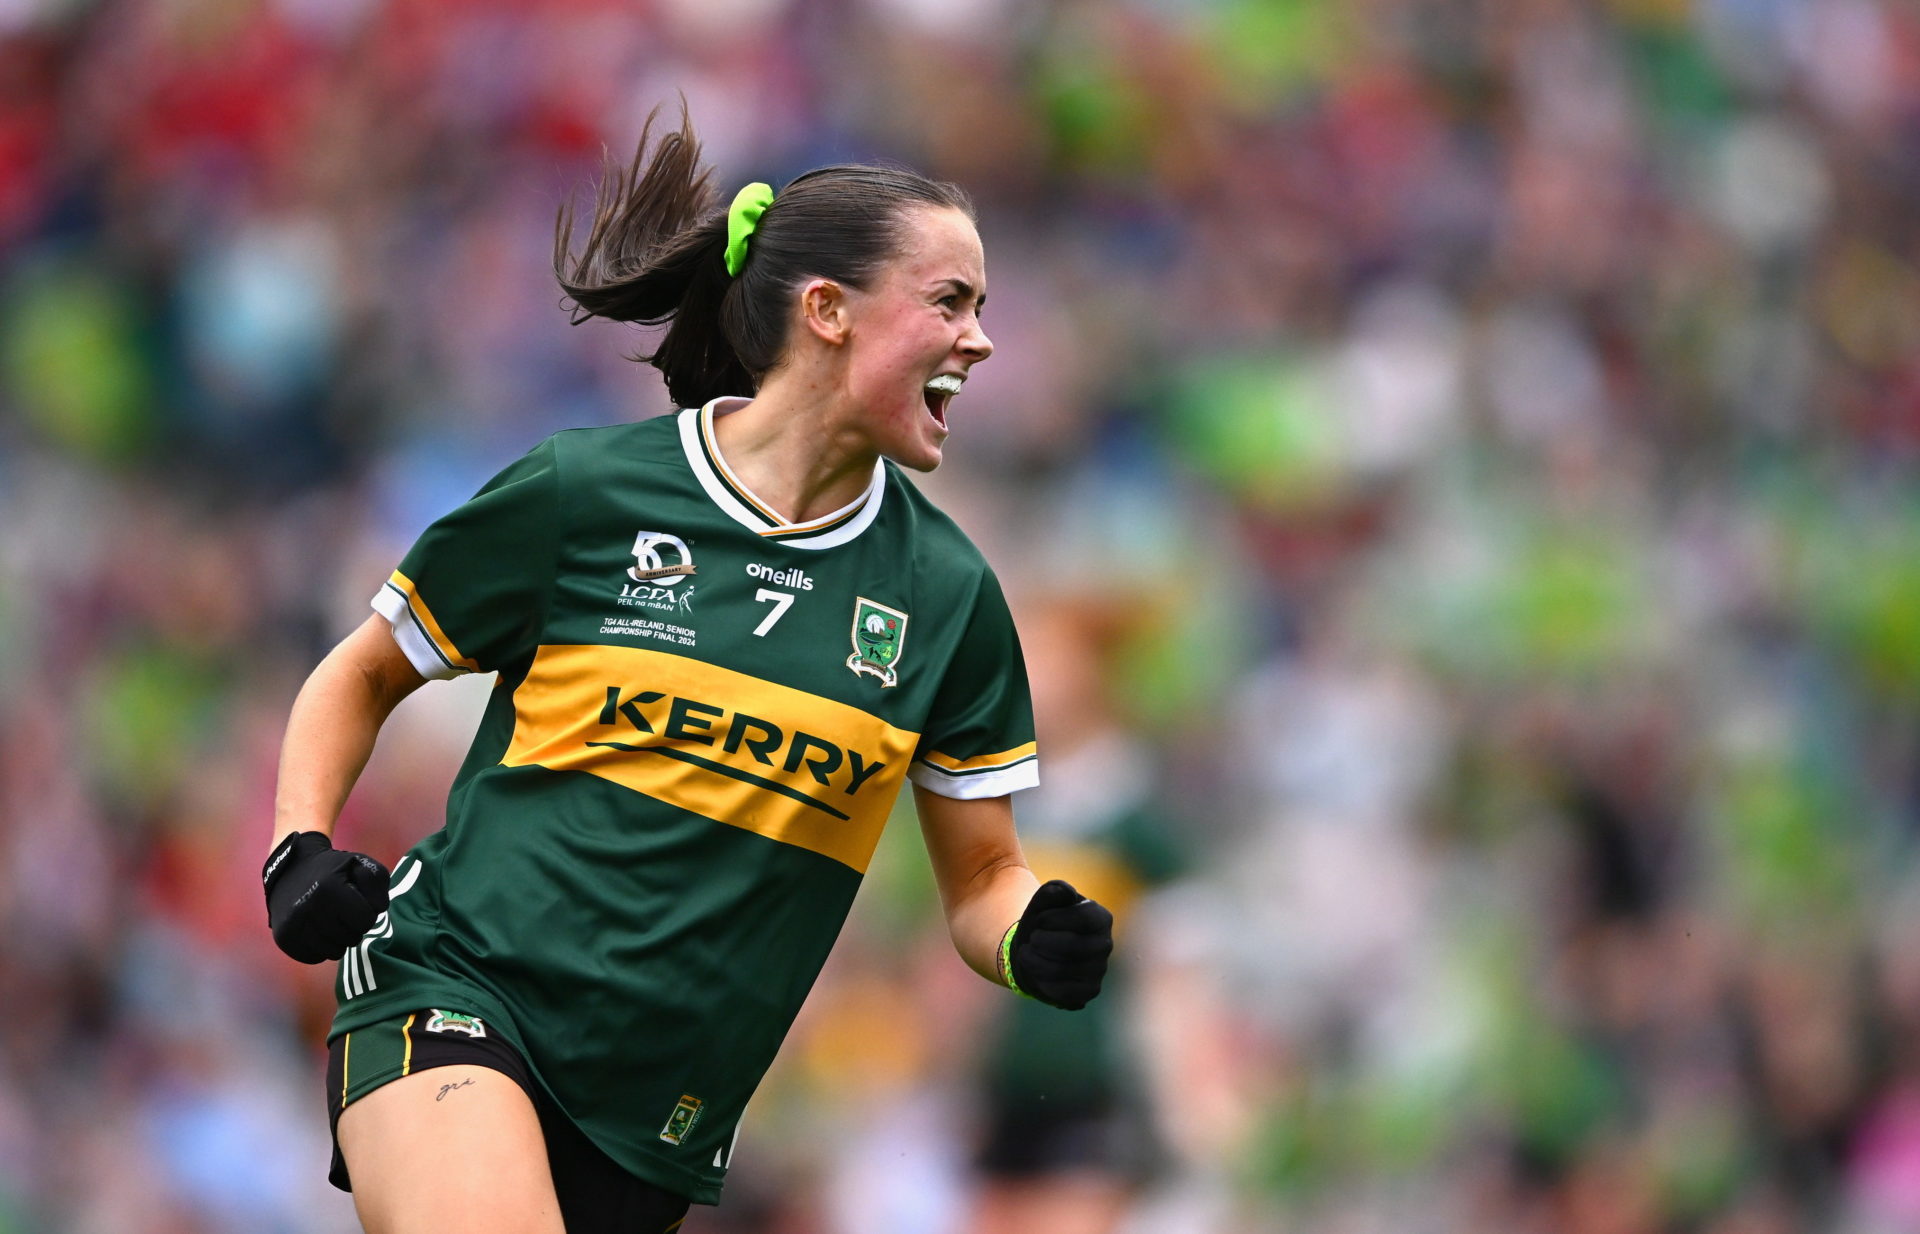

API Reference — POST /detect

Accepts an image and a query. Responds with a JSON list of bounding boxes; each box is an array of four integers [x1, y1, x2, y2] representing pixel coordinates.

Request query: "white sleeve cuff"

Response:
[[372, 585, 466, 681], [907, 757, 1040, 800]]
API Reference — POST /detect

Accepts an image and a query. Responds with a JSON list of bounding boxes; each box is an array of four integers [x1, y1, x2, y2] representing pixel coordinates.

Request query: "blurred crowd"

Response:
[[6, 0, 1920, 1230]]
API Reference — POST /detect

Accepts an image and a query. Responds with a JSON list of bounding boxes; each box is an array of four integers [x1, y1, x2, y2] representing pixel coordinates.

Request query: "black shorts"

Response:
[[325, 1009, 691, 1234], [976, 1091, 1157, 1182]]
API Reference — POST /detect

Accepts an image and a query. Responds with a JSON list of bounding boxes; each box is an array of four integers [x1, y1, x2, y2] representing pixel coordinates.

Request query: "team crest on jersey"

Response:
[[846, 597, 909, 687], [659, 1093, 704, 1145], [424, 1010, 487, 1038]]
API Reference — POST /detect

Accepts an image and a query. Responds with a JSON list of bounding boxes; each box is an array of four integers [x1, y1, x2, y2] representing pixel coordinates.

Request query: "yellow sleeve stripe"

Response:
[[920, 742, 1039, 774], [386, 571, 482, 672]]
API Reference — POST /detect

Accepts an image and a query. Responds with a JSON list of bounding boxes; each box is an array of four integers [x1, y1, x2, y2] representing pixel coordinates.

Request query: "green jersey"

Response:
[[333, 399, 1038, 1203]]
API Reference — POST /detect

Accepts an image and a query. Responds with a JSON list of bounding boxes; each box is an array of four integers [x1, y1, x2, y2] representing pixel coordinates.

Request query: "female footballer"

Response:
[[260, 108, 1114, 1234]]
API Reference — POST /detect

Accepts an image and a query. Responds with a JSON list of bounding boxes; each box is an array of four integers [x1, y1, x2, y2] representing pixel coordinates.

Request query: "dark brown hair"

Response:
[[555, 107, 975, 409]]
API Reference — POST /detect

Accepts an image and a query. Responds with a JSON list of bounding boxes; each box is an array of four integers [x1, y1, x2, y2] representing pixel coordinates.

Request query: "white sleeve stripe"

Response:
[[371, 588, 464, 681], [907, 757, 1040, 800]]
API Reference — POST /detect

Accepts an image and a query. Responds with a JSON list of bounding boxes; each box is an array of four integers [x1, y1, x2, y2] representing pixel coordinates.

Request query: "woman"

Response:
[[261, 109, 1114, 1234], [964, 605, 1183, 1234]]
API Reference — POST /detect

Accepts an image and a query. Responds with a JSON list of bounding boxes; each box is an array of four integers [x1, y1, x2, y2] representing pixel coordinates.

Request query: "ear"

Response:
[[798, 278, 849, 346]]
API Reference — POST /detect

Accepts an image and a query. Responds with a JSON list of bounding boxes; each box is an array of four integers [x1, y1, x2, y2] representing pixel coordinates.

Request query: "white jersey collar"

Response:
[[677, 398, 887, 550]]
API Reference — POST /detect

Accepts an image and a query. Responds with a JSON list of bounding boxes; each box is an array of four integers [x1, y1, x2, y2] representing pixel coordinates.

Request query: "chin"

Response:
[[890, 445, 943, 473], [879, 423, 946, 472], [868, 400, 948, 471]]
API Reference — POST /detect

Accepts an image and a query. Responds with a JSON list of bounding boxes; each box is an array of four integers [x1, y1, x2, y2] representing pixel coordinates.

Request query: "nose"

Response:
[[959, 318, 993, 363]]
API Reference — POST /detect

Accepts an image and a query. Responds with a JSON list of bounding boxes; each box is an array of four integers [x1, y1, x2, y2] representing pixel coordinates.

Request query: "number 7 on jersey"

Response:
[[752, 588, 795, 637]]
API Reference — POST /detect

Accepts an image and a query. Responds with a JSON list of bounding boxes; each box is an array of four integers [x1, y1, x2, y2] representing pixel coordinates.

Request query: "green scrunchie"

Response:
[[723, 182, 774, 277]]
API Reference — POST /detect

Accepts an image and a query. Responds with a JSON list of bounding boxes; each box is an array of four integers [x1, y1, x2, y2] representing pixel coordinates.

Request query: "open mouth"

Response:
[[923, 373, 963, 428]]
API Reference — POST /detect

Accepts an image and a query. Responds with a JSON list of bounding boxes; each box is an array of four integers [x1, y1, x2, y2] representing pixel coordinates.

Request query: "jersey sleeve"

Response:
[[371, 438, 561, 679], [908, 568, 1039, 799]]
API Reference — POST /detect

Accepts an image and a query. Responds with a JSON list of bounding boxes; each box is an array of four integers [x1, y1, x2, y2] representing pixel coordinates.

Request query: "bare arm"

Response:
[[270, 614, 427, 855], [914, 786, 1041, 985]]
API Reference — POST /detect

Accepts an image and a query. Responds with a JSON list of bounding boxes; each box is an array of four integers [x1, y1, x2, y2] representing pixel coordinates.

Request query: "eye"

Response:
[[938, 295, 960, 309]]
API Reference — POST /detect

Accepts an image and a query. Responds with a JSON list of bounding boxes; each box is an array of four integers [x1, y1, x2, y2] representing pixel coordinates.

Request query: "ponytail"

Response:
[[556, 104, 975, 410], [554, 107, 752, 408]]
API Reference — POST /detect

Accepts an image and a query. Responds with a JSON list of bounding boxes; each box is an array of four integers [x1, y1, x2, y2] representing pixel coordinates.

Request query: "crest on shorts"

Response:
[[846, 598, 908, 687], [660, 1093, 704, 1145], [424, 1009, 487, 1038]]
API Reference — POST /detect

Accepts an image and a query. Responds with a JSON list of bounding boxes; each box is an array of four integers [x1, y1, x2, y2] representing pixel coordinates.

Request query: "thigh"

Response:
[[338, 1062, 565, 1234]]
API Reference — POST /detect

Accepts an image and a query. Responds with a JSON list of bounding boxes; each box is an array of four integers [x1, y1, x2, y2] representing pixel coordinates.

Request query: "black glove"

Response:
[[263, 831, 390, 964], [1003, 879, 1114, 1011]]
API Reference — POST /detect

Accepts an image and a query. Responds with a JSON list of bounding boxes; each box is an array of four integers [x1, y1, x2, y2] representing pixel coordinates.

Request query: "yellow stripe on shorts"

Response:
[[401, 1013, 416, 1076]]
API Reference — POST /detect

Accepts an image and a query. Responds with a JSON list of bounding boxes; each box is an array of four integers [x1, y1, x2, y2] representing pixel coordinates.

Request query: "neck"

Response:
[[708, 371, 877, 524]]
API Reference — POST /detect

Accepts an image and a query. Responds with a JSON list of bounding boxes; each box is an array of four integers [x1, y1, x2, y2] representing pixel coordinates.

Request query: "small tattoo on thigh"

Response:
[[435, 1078, 476, 1102]]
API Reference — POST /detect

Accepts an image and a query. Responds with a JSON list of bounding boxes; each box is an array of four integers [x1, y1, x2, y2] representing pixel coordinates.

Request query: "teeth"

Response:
[[925, 374, 964, 396]]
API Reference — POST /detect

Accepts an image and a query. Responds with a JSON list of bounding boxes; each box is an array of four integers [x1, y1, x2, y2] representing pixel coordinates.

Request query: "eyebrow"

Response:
[[933, 278, 985, 307]]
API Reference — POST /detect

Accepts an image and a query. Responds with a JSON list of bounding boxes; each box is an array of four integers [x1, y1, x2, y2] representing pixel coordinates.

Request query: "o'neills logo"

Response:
[[746, 562, 814, 590], [629, 531, 696, 585]]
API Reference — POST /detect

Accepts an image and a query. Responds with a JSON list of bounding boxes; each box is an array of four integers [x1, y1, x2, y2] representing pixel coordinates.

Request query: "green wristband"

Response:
[[996, 921, 1026, 996]]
